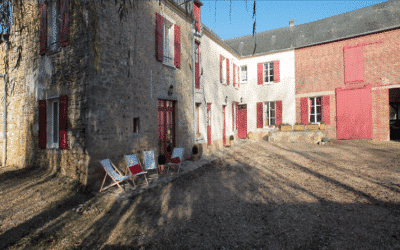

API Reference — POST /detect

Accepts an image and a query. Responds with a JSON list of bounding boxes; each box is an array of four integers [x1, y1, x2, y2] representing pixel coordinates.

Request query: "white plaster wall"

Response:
[[239, 50, 296, 133]]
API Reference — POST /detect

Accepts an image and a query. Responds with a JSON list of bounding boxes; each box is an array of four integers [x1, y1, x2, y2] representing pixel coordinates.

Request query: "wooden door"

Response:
[[207, 103, 212, 146], [238, 104, 247, 139], [223, 105, 226, 146], [158, 100, 175, 161]]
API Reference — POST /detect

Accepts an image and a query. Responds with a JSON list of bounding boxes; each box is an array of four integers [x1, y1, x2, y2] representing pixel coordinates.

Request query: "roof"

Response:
[[223, 0, 400, 57]]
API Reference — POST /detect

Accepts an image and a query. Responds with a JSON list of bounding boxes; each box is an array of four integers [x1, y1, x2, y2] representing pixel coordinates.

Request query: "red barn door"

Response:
[[336, 85, 372, 139]]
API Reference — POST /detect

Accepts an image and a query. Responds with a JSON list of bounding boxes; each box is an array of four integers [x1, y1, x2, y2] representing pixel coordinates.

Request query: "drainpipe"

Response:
[[192, 11, 196, 146], [1, 34, 8, 167]]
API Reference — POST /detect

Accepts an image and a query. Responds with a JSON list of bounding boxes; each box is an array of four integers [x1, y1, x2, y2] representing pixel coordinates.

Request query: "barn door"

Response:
[[207, 103, 212, 146], [238, 104, 247, 139], [158, 100, 176, 161], [336, 85, 372, 139]]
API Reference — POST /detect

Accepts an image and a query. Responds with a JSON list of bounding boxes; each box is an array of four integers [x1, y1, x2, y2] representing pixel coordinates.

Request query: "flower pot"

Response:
[[307, 124, 319, 130], [319, 124, 326, 130], [280, 125, 292, 131], [293, 124, 305, 131]]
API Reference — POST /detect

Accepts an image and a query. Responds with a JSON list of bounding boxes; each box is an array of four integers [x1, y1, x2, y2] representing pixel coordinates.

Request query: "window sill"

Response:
[[162, 62, 176, 69]]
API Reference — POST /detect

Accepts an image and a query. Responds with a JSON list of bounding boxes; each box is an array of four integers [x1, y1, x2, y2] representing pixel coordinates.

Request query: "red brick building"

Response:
[[294, 1, 400, 140]]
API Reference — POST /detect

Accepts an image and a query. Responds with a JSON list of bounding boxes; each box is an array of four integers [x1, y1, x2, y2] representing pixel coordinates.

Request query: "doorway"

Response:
[[389, 88, 400, 140], [237, 104, 247, 139], [158, 100, 175, 161]]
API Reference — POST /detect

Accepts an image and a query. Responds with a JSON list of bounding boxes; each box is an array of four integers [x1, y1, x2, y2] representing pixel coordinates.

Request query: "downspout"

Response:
[[1, 34, 8, 167], [192, 9, 196, 146]]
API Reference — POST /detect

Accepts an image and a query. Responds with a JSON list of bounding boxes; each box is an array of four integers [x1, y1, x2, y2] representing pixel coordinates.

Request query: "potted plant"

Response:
[[307, 123, 319, 130], [229, 135, 235, 146], [192, 144, 203, 161], [319, 121, 326, 130], [247, 132, 254, 140], [157, 154, 167, 175], [293, 122, 305, 131], [280, 123, 292, 132]]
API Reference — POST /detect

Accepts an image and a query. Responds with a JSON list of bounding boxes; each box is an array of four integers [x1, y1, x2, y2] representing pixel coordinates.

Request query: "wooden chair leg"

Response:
[[99, 174, 108, 192], [144, 175, 149, 185]]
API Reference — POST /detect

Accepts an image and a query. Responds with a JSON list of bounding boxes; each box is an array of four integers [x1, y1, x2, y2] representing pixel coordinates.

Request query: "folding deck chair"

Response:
[[125, 154, 149, 187], [99, 159, 133, 192], [143, 151, 157, 171], [167, 148, 184, 174]]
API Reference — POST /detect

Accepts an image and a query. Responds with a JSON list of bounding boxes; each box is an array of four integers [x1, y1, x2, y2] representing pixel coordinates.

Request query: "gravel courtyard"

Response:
[[1, 139, 400, 249]]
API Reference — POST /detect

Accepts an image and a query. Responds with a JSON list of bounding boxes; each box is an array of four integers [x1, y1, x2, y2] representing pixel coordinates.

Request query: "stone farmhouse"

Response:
[[0, 0, 399, 189]]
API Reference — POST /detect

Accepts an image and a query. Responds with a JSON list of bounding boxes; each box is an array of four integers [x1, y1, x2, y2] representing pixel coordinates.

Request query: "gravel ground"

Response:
[[1, 139, 400, 249]]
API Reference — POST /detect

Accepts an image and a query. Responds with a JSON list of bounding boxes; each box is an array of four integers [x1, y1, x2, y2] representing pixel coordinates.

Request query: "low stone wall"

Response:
[[266, 130, 327, 143]]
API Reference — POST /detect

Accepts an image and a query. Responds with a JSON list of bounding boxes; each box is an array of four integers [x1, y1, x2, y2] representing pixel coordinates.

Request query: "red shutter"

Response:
[[323, 95, 331, 125], [220, 55, 222, 83], [276, 101, 282, 125], [40, 2, 47, 55], [195, 42, 200, 89], [301, 97, 309, 125], [257, 63, 263, 85], [194, 2, 201, 32], [274, 61, 280, 82], [257, 102, 263, 128], [60, 0, 70, 47], [156, 13, 163, 62], [174, 24, 181, 68], [226, 59, 230, 85], [232, 102, 234, 131], [233, 63, 236, 87], [59, 95, 68, 150], [38, 99, 47, 149], [344, 46, 364, 83]]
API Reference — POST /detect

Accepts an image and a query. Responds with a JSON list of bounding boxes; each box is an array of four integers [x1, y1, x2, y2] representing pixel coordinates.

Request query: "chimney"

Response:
[[289, 19, 294, 27]]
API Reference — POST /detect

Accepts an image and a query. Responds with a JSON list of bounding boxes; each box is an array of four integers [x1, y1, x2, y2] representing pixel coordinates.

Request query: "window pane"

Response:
[[270, 110, 276, 118], [311, 98, 315, 106], [310, 106, 315, 114], [317, 114, 322, 122], [271, 118, 276, 126], [270, 76, 274, 82], [316, 97, 322, 105], [270, 69, 274, 76], [270, 102, 275, 109], [265, 76, 269, 82], [310, 115, 315, 123], [53, 101, 58, 144], [317, 106, 322, 114], [270, 63, 274, 69]]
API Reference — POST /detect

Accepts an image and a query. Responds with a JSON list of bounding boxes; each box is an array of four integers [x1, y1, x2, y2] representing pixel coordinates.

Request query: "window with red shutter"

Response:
[[38, 99, 47, 149], [40, 2, 47, 55], [59, 95, 68, 149], [344, 46, 364, 83], [174, 24, 181, 68], [257, 63, 263, 85], [300, 97, 309, 125], [274, 61, 280, 82], [226, 59, 230, 85], [156, 13, 163, 62], [257, 102, 263, 128], [323, 95, 330, 125], [233, 63, 236, 87], [60, 0, 70, 47]]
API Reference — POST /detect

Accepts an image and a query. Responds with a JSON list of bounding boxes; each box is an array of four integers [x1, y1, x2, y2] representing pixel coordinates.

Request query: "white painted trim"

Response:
[[372, 84, 400, 90], [295, 91, 335, 98]]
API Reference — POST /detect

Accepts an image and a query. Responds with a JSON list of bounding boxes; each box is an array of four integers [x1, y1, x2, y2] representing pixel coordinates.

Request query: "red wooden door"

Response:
[[207, 103, 211, 146], [223, 105, 226, 146], [158, 100, 176, 161], [336, 85, 372, 139], [238, 104, 247, 139]]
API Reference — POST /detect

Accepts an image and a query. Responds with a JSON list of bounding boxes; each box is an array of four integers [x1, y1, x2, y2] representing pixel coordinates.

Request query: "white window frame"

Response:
[[309, 96, 323, 124], [49, 98, 59, 149], [264, 101, 276, 127], [240, 65, 247, 82], [263, 62, 275, 84], [222, 57, 227, 85], [163, 16, 175, 67]]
